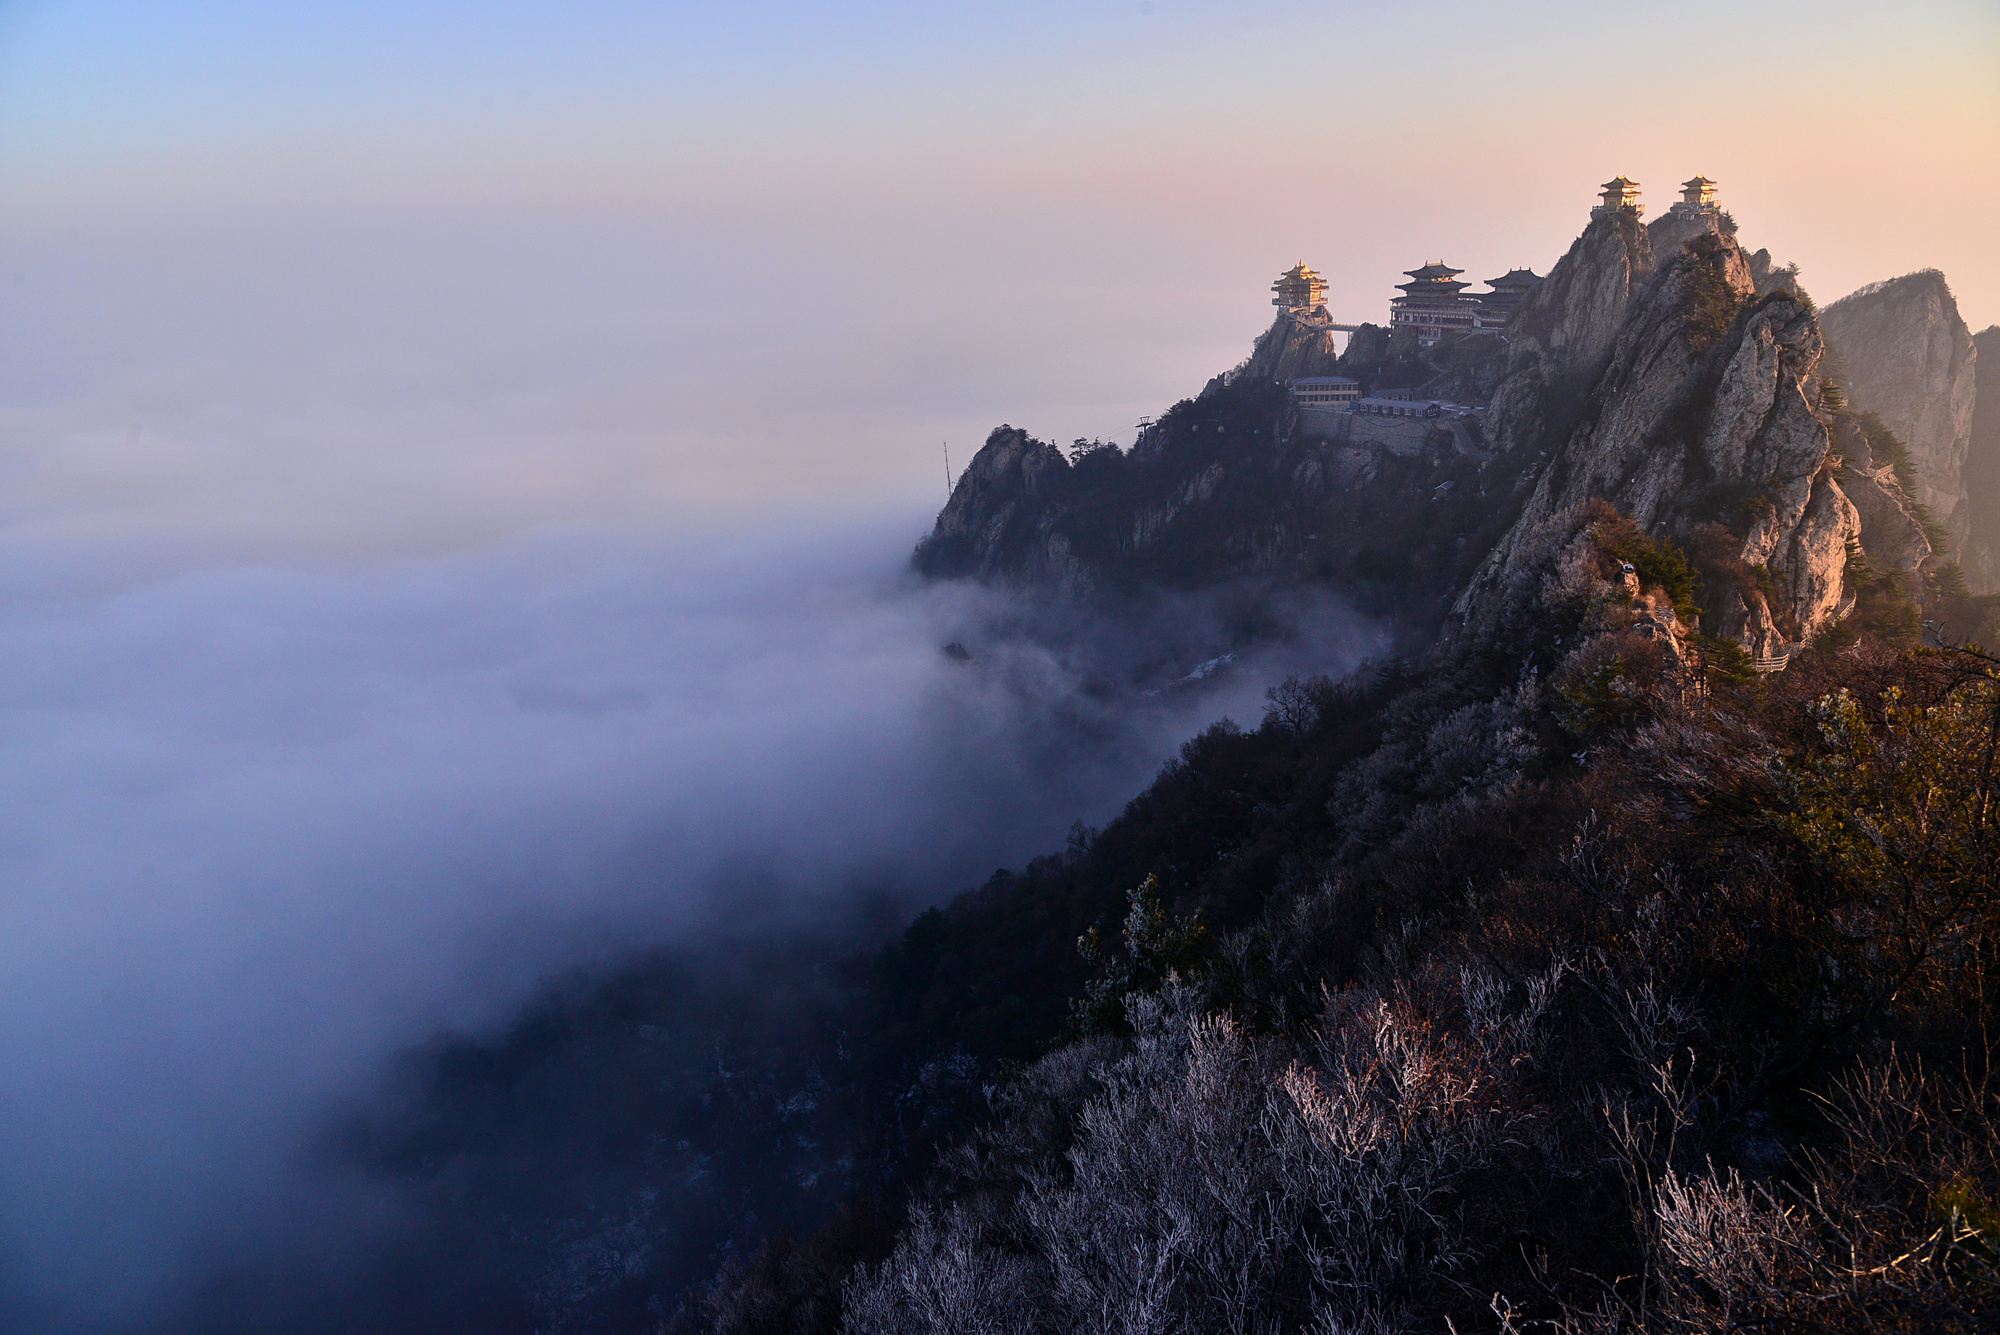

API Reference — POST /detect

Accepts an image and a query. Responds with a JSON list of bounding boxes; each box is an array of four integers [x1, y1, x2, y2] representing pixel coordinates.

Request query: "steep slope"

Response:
[[1820, 271, 1978, 555], [1332, 321, 1512, 405], [913, 308, 1519, 636], [1459, 228, 1886, 659], [1966, 325, 2000, 591], [1480, 210, 1654, 461], [913, 393, 1514, 635], [1236, 305, 1343, 383], [918, 425, 1076, 587]]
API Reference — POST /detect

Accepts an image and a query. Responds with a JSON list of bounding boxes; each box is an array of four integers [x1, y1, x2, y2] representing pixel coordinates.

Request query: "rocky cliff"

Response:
[[920, 211, 1966, 663], [1235, 306, 1344, 384], [1820, 272, 1978, 555], [1333, 322, 1511, 406], [912, 380, 1516, 638], [1647, 201, 1730, 263], [920, 425, 1078, 586], [1963, 325, 2000, 592], [1479, 211, 1654, 463], [1456, 226, 1915, 660]]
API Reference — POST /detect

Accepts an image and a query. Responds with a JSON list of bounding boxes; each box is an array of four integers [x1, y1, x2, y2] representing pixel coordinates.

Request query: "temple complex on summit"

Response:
[[1390, 262, 1478, 346], [1270, 173, 1713, 372], [1271, 261, 1329, 311]]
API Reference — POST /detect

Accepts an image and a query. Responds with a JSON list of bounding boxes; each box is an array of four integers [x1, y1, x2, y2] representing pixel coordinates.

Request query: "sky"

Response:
[[0, 2, 1995, 1327], [1, 0, 1995, 565]]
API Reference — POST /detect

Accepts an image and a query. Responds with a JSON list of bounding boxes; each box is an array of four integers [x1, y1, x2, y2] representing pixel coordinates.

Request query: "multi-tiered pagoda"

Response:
[[1592, 176, 1643, 218], [1668, 175, 1720, 218], [1471, 268, 1544, 332], [1271, 261, 1329, 312], [1389, 262, 1480, 347]]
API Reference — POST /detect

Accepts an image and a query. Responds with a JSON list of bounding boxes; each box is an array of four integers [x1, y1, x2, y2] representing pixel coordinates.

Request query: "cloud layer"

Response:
[[0, 511, 1373, 1331]]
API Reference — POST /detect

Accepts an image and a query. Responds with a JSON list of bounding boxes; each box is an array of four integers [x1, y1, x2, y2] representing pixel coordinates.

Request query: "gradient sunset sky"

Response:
[[1, 0, 1995, 557]]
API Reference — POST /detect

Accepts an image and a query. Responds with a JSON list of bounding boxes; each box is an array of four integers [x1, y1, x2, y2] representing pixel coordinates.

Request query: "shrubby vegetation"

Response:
[[282, 498, 1996, 1335], [683, 502, 2000, 1335]]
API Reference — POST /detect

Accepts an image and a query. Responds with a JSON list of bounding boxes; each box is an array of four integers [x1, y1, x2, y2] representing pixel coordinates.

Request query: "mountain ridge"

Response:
[[171, 195, 2000, 1335], [923, 205, 1985, 663]]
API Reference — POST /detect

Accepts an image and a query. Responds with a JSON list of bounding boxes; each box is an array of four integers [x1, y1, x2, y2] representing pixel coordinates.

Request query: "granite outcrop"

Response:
[[1968, 326, 2000, 592], [1457, 226, 1896, 660], [1820, 272, 1978, 557]]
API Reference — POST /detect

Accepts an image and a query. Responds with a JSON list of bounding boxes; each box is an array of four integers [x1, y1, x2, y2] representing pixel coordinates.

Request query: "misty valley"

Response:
[[3, 0, 1999, 1304], [62, 180, 1996, 1335]]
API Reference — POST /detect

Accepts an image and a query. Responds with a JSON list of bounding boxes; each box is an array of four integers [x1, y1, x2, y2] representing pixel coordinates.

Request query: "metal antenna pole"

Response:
[[943, 442, 952, 500]]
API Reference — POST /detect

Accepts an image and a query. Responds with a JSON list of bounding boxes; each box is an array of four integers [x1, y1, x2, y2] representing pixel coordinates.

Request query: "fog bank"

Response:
[[0, 511, 1375, 1331]]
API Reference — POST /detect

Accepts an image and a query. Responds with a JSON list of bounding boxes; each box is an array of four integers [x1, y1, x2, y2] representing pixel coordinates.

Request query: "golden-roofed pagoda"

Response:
[[1271, 261, 1329, 311], [1593, 176, 1643, 216], [1664, 176, 1724, 230]]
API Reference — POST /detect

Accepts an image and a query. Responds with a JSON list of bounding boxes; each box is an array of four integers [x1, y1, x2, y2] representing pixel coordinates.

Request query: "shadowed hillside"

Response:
[[158, 196, 2000, 1335]]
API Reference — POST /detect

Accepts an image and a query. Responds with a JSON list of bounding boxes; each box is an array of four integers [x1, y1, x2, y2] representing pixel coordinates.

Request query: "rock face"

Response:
[[1647, 204, 1729, 271], [1333, 322, 1510, 406], [921, 426, 1077, 587], [1481, 212, 1653, 462], [1236, 308, 1344, 384], [913, 311, 1521, 627], [1460, 228, 1865, 659], [1820, 272, 1978, 553], [1837, 451, 1933, 577], [1965, 326, 2000, 592]]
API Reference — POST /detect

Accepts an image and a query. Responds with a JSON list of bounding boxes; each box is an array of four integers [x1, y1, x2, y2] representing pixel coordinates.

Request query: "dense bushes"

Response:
[[845, 982, 1536, 1334], [323, 496, 1997, 1335], [686, 501, 2000, 1335]]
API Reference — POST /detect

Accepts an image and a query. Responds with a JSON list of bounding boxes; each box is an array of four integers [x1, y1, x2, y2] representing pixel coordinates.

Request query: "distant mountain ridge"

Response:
[[1820, 271, 1983, 582]]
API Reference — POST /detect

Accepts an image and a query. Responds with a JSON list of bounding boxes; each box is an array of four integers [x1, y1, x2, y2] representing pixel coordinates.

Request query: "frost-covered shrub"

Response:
[[845, 976, 1542, 1335], [1538, 1058, 2000, 1335]]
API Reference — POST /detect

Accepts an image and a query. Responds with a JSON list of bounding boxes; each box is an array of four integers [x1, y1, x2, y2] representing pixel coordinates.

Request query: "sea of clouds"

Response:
[[0, 508, 1375, 1331], [0, 202, 1381, 1332]]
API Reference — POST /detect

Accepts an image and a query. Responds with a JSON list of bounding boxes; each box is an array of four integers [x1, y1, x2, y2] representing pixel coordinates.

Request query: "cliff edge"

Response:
[[1457, 227, 1939, 661], [1820, 272, 1978, 555]]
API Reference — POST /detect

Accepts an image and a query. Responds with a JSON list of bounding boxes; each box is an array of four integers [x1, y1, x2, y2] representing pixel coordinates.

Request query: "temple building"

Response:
[[1271, 261, 1329, 312], [1387, 262, 1541, 346], [1389, 262, 1482, 347], [1667, 175, 1720, 220], [1591, 176, 1643, 218], [1471, 268, 1543, 331], [1651, 175, 1730, 253], [1286, 375, 1360, 408]]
